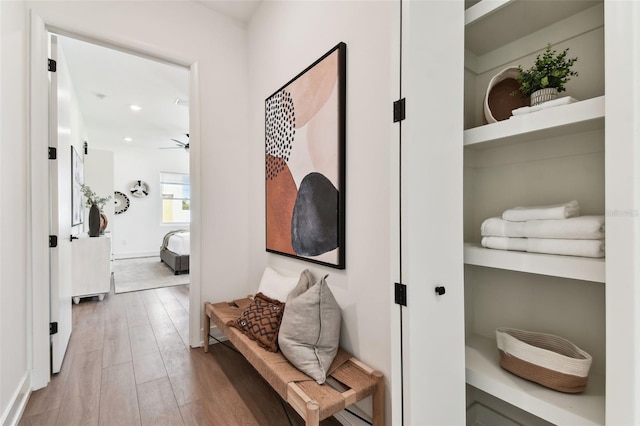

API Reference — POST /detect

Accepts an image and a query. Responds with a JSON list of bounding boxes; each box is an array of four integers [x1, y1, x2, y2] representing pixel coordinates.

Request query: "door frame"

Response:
[[29, 11, 203, 388]]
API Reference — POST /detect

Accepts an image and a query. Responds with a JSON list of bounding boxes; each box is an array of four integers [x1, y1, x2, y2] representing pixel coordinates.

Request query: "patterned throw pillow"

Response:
[[228, 293, 285, 352]]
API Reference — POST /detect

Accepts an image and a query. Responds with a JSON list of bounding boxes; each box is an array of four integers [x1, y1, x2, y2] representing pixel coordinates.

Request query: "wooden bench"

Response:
[[204, 299, 384, 426]]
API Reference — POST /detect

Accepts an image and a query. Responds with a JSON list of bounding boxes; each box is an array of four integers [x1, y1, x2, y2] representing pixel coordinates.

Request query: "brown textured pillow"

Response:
[[227, 293, 285, 352]]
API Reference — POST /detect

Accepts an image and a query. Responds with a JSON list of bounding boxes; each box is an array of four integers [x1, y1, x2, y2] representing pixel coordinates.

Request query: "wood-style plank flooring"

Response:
[[20, 285, 341, 425]]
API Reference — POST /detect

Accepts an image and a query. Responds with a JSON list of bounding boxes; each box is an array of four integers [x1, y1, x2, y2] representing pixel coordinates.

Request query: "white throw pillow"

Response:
[[256, 266, 299, 303]]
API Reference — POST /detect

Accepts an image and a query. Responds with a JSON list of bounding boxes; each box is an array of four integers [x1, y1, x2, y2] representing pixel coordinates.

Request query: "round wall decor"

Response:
[[130, 180, 150, 198], [114, 191, 130, 214]]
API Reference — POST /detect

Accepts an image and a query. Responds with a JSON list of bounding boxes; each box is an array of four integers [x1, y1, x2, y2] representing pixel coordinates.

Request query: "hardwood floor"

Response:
[[20, 285, 341, 426]]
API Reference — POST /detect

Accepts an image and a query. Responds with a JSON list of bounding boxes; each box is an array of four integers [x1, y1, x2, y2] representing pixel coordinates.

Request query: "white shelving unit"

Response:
[[464, 243, 605, 283], [463, 0, 607, 424], [466, 334, 605, 426], [464, 96, 604, 149], [397, 0, 638, 424]]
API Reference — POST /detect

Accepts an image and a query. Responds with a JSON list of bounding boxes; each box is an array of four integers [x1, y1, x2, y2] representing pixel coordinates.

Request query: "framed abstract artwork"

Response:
[[265, 42, 346, 269], [71, 146, 84, 226]]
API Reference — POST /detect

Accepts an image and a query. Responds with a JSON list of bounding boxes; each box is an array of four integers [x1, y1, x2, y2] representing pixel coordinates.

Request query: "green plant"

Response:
[[81, 184, 111, 210], [514, 45, 578, 98]]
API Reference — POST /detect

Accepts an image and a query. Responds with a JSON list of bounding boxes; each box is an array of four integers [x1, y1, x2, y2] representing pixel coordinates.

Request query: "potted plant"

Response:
[[81, 185, 112, 237], [513, 44, 578, 106]]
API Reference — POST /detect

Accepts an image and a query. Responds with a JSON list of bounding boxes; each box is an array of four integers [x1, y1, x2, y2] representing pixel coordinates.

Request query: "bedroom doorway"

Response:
[[30, 11, 203, 388], [56, 36, 192, 306]]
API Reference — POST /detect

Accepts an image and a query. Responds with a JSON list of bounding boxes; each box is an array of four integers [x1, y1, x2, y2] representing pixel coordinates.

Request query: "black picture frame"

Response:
[[265, 42, 346, 269]]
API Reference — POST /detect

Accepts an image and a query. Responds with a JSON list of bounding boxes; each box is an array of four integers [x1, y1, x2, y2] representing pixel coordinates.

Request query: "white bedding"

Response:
[[166, 231, 190, 255]]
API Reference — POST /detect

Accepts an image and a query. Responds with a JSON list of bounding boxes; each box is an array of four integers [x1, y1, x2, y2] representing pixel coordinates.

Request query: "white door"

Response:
[[49, 34, 73, 374], [397, 0, 466, 423]]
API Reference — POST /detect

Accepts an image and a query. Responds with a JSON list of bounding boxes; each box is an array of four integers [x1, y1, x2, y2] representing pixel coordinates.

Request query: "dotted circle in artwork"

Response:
[[265, 89, 295, 180]]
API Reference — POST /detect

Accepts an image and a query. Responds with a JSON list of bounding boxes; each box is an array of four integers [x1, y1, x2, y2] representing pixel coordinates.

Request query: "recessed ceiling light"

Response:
[[174, 98, 189, 107], [129, 104, 142, 111], [123, 137, 133, 142]]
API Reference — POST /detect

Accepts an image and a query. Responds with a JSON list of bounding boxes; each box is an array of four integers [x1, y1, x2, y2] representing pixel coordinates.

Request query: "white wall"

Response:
[[0, 0, 30, 422], [111, 146, 189, 258], [84, 148, 114, 234], [25, 0, 250, 331], [6, 0, 396, 422], [4, 0, 249, 408], [57, 37, 91, 236], [247, 1, 395, 422]]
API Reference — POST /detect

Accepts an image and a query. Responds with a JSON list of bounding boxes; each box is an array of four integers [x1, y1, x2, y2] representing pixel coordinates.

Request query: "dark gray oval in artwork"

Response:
[[291, 173, 338, 256]]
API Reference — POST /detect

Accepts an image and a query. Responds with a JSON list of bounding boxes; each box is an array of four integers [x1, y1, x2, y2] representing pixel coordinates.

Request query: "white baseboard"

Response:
[[1, 372, 31, 426], [113, 251, 159, 260], [201, 324, 228, 347]]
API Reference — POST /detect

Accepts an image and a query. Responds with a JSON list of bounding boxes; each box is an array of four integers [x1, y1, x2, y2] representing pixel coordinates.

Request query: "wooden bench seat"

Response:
[[204, 299, 384, 426]]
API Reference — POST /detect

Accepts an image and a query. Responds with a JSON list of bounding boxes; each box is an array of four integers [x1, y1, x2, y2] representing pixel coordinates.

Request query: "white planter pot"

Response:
[[530, 88, 558, 106]]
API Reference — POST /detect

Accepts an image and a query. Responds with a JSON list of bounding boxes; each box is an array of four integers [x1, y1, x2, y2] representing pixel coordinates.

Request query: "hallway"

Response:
[[20, 286, 339, 425]]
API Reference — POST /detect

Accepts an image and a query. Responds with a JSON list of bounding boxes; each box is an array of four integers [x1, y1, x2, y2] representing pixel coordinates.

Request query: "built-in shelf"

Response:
[[464, 0, 603, 56], [466, 334, 605, 426], [464, 96, 605, 150], [464, 0, 510, 26], [464, 243, 605, 283]]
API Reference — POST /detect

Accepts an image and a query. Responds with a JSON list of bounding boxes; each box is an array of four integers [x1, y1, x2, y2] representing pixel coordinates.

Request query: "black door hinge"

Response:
[[50, 322, 58, 335], [393, 98, 406, 122], [48, 147, 57, 160], [49, 235, 58, 248], [48, 58, 57, 72], [394, 282, 407, 306]]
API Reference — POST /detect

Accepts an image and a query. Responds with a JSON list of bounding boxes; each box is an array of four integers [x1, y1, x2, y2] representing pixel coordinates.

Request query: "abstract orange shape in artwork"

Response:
[[266, 154, 297, 255]]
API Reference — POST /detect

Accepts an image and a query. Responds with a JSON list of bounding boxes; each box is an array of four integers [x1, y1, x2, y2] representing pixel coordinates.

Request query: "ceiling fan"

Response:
[[161, 133, 189, 151]]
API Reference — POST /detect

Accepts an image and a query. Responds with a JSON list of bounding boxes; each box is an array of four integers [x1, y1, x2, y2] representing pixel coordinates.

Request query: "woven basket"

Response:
[[496, 328, 592, 393], [483, 67, 530, 123]]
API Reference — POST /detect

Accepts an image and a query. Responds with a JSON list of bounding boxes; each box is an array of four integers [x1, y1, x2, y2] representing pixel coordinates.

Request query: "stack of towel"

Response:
[[480, 200, 605, 258]]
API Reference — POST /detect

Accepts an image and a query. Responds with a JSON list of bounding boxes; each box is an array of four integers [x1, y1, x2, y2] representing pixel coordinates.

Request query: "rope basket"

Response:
[[496, 328, 592, 393]]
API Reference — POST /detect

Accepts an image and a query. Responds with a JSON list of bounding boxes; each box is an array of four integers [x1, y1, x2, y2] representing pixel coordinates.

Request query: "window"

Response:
[[161, 172, 190, 224]]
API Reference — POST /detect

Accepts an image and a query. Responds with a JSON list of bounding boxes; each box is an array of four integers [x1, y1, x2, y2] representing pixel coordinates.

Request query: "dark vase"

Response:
[[89, 204, 101, 237]]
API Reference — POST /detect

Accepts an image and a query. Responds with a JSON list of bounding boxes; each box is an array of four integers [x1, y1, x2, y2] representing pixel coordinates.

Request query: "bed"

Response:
[[160, 230, 190, 274]]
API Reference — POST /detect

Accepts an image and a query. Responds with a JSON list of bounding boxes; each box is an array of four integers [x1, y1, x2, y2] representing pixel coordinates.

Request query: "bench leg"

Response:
[[305, 401, 320, 426], [203, 303, 210, 352], [372, 371, 385, 426]]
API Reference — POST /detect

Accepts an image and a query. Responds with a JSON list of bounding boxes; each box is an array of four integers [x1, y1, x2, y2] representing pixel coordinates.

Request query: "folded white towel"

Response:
[[481, 215, 605, 240], [481, 236, 605, 258], [502, 200, 580, 222]]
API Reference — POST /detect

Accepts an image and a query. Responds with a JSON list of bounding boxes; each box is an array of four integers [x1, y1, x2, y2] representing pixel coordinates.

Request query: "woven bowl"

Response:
[[496, 327, 592, 393], [483, 67, 530, 123]]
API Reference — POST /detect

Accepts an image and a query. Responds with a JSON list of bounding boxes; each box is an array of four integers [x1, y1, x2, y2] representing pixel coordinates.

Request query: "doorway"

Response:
[[57, 34, 191, 295], [30, 16, 201, 388]]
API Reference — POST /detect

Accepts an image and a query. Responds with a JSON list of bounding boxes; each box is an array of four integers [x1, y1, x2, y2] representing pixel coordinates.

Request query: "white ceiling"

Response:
[[59, 36, 190, 152], [57, 1, 261, 153], [196, 0, 261, 23]]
